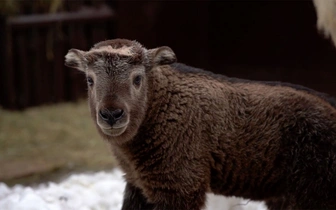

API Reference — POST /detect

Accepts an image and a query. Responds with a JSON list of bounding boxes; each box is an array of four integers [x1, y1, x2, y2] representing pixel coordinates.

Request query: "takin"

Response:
[[65, 39, 336, 210]]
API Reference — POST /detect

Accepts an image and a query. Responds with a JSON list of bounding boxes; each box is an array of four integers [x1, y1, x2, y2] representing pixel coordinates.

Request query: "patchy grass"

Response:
[[0, 100, 116, 186]]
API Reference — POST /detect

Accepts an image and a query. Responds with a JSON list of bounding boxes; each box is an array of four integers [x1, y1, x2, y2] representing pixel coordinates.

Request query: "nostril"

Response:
[[99, 110, 109, 121], [111, 109, 124, 120], [99, 109, 124, 126]]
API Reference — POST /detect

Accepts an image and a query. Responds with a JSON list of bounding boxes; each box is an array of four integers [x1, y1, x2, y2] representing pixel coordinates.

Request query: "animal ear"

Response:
[[147, 46, 177, 66], [64, 49, 87, 71]]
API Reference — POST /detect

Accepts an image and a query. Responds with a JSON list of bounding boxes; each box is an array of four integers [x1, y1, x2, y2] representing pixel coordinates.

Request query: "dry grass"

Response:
[[0, 100, 116, 186]]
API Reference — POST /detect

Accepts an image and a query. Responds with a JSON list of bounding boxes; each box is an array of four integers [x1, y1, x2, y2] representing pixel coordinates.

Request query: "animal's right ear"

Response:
[[64, 49, 87, 72]]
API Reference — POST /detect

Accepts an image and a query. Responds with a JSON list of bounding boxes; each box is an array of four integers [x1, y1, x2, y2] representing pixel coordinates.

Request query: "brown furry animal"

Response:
[[65, 39, 336, 210]]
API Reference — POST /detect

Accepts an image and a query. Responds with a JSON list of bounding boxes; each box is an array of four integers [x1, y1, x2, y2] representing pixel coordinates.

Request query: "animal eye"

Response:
[[133, 75, 142, 87], [87, 77, 94, 86]]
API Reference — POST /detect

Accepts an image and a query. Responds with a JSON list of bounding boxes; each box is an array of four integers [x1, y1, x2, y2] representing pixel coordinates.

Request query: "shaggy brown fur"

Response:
[[65, 39, 336, 210]]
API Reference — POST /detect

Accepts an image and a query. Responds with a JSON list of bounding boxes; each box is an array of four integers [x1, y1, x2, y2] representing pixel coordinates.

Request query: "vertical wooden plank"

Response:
[[0, 16, 6, 107], [26, 27, 36, 107], [40, 26, 53, 105], [4, 24, 17, 109], [53, 25, 66, 103], [30, 28, 43, 106], [15, 30, 30, 109]]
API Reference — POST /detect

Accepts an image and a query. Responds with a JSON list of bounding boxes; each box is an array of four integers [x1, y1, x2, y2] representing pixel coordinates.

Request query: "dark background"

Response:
[[1, 1, 336, 109]]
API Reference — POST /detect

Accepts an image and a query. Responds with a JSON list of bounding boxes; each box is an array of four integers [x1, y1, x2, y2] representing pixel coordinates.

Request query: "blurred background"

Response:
[[0, 0, 335, 186]]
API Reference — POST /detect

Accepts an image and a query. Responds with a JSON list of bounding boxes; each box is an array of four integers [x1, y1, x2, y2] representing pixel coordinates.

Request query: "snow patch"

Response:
[[0, 169, 266, 210]]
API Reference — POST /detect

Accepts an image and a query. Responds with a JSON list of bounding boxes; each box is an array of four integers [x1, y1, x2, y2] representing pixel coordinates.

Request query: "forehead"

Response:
[[88, 52, 132, 77], [86, 40, 146, 77], [91, 45, 134, 56]]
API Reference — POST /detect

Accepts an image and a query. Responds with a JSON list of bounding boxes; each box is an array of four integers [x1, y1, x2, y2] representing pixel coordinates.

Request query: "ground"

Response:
[[0, 100, 116, 186]]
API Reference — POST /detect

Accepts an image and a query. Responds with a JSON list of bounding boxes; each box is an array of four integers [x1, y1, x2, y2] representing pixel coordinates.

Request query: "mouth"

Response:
[[98, 123, 128, 137]]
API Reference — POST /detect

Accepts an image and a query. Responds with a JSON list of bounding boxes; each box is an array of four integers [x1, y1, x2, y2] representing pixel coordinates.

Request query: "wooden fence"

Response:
[[0, 3, 115, 110]]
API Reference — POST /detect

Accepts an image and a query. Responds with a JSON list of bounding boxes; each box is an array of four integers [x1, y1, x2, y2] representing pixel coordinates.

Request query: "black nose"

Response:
[[99, 109, 124, 126], [111, 109, 124, 120]]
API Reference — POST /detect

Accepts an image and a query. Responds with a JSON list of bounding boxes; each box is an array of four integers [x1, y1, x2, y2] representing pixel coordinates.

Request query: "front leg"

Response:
[[150, 188, 207, 210], [121, 182, 207, 210], [121, 182, 155, 210]]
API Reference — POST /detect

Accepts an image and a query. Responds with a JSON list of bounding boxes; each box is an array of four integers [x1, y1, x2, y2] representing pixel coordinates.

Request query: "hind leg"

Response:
[[265, 196, 290, 210], [290, 195, 336, 210], [288, 178, 336, 209], [267, 194, 336, 210]]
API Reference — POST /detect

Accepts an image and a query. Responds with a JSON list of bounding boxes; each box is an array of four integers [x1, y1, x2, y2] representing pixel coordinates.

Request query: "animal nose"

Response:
[[111, 109, 124, 120], [99, 109, 124, 126]]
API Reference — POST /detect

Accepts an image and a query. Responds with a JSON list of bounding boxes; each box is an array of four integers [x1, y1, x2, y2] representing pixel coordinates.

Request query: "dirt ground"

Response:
[[0, 100, 117, 186]]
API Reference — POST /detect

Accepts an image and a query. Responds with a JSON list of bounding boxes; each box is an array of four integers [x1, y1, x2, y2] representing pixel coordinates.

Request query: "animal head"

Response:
[[64, 39, 176, 142]]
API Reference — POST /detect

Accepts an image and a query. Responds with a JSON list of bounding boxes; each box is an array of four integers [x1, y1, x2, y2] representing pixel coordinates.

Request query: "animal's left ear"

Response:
[[147, 46, 177, 66]]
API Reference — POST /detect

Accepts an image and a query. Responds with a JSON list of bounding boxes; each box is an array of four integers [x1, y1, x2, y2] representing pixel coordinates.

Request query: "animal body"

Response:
[[65, 39, 336, 210]]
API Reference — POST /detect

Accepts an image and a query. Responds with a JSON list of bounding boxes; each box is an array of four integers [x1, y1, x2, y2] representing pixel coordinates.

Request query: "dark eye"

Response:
[[87, 77, 94, 86], [133, 75, 142, 87]]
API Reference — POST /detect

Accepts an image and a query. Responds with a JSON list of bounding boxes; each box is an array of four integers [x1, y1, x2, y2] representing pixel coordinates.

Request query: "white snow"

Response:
[[0, 169, 266, 210]]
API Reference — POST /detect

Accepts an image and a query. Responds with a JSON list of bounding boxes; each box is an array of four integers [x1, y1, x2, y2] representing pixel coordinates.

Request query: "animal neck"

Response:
[[143, 65, 171, 124]]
